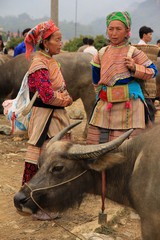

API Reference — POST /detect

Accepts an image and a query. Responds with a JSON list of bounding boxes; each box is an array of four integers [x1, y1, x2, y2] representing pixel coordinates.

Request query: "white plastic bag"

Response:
[[3, 72, 31, 134]]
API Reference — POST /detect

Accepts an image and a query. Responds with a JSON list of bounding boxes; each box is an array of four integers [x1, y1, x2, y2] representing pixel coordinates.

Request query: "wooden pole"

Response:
[[51, 0, 59, 26]]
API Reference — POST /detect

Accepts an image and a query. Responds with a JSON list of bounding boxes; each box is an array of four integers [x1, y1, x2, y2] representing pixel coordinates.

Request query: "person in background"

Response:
[[157, 39, 160, 57], [77, 37, 89, 52], [157, 39, 160, 47], [87, 11, 158, 146], [84, 38, 98, 56], [138, 26, 153, 45], [14, 28, 31, 57], [137, 27, 157, 120], [8, 46, 14, 57], [22, 19, 73, 187], [0, 35, 8, 54]]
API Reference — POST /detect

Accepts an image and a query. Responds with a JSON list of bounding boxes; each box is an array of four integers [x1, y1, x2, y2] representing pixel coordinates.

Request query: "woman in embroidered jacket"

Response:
[[22, 20, 73, 185], [87, 11, 158, 144]]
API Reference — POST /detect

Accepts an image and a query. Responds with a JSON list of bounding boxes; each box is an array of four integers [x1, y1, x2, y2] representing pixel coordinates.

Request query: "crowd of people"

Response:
[[1, 11, 160, 191], [77, 37, 98, 56]]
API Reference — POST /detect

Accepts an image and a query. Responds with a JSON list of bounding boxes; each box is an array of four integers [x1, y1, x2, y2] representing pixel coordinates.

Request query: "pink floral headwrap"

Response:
[[25, 19, 59, 59]]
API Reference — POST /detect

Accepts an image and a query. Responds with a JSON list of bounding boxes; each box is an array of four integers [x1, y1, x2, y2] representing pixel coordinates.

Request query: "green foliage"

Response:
[[63, 37, 81, 52], [63, 35, 107, 52], [0, 33, 7, 42], [94, 35, 110, 50], [6, 37, 23, 49], [63, 35, 89, 52]]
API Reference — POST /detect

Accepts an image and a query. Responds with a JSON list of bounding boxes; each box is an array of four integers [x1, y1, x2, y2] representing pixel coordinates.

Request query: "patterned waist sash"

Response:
[[99, 85, 129, 103], [98, 81, 145, 102]]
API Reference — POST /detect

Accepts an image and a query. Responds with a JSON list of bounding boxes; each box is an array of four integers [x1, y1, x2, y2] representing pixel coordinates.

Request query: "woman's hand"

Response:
[[124, 57, 136, 72], [62, 91, 73, 106]]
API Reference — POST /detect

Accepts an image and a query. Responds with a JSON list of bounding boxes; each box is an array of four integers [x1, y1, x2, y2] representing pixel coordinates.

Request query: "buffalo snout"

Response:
[[14, 191, 29, 212]]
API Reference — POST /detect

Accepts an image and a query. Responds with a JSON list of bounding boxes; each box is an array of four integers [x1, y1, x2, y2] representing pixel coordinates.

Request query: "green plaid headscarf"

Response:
[[106, 11, 131, 28]]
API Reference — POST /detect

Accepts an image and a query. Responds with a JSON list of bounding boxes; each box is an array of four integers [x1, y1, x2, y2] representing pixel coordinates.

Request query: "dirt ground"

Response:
[[0, 99, 142, 240]]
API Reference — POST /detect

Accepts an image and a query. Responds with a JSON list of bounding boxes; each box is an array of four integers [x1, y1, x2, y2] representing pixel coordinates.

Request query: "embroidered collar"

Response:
[[110, 42, 129, 49], [38, 50, 52, 58]]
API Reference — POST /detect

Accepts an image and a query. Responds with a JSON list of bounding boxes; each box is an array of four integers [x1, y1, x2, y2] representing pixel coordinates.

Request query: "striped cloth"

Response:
[[89, 98, 145, 130]]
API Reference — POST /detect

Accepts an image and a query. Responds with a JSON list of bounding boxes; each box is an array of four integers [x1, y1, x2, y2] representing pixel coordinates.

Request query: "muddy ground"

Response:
[[0, 99, 142, 240]]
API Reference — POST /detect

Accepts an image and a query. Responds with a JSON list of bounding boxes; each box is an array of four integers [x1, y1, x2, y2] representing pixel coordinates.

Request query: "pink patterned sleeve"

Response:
[[28, 69, 54, 103]]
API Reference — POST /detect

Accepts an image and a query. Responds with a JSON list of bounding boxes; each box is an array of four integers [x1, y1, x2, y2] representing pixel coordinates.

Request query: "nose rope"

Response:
[[24, 170, 88, 240], [25, 170, 87, 194]]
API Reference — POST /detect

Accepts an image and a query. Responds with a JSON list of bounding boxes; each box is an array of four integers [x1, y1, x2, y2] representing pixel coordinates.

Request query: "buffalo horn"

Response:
[[46, 120, 82, 148], [66, 129, 134, 160]]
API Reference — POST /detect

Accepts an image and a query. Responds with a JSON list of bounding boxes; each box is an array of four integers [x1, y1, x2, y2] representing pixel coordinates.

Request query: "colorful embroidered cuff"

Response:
[[133, 64, 155, 80], [49, 91, 72, 107]]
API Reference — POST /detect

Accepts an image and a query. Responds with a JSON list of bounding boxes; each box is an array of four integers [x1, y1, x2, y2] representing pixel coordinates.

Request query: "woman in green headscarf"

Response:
[[87, 11, 158, 144], [106, 11, 131, 29]]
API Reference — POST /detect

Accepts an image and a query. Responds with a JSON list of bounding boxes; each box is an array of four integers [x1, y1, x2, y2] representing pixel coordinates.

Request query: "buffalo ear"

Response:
[[87, 152, 126, 171]]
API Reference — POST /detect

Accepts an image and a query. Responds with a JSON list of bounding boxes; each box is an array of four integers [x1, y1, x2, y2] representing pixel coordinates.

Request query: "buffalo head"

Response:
[[14, 121, 133, 215]]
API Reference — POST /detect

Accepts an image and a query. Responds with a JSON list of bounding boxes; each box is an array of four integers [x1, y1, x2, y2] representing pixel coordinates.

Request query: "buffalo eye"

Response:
[[50, 165, 64, 173]]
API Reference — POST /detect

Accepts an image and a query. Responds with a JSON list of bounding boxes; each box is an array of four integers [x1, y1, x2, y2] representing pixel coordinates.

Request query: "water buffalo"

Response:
[[14, 122, 160, 240], [1, 52, 160, 121], [0, 54, 12, 65], [0, 54, 13, 113], [0, 52, 95, 123]]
